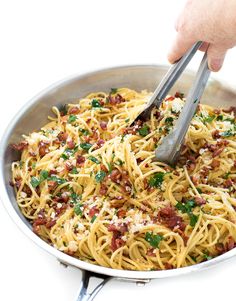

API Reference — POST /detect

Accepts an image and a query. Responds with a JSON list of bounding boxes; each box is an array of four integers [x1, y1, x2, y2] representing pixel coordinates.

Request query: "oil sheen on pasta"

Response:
[[11, 88, 236, 271]]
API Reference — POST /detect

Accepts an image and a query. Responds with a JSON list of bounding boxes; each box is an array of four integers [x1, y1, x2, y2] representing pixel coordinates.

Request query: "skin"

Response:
[[168, 0, 236, 71]]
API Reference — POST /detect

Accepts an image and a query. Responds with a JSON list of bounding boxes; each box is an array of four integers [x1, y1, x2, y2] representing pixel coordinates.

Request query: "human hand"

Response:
[[168, 0, 236, 71]]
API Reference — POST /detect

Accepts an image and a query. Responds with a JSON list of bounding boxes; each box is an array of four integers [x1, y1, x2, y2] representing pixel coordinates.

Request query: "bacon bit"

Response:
[[89, 206, 99, 218], [13, 178, 22, 189], [54, 203, 68, 216], [222, 106, 236, 115], [48, 180, 57, 192], [166, 96, 175, 101], [53, 138, 61, 145], [29, 151, 37, 157], [65, 162, 73, 171], [67, 140, 75, 149], [111, 236, 125, 252], [117, 209, 126, 219], [123, 120, 142, 135], [33, 217, 47, 226], [215, 243, 225, 255], [223, 179, 233, 188], [76, 155, 85, 166], [108, 223, 127, 251], [186, 156, 196, 171], [108, 94, 125, 105], [53, 192, 69, 203], [100, 121, 107, 130], [158, 205, 186, 231], [191, 175, 199, 185], [49, 169, 57, 176], [58, 131, 68, 142], [45, 219, 56, 229], [68, 107, 79, 114], [91, 130, 99, 140], [175, 92, 184, 99], [200, 166, 210, 178], [211, 159, 220, 168], [226, 236, 235, 251], [212, 130, 221, 139], [110, 169, 122, 184], [164, 262, 174, 269], [194, 197, 206, 206], [11, 141, 28, 151], [143, 178, 148, 189], [86, 118, 91, 124], [212, 147, 224, 158], [213, 108, 221, 115], [97, 139, 105, 148], [234, 160, 236, 168], [38, 141, 49, 157], [147, 248, 156, 257], [99, 184, 108, 196], [174, 228, 189, 246], [22, 184, 32, 197], [100, 164, 108, 172]]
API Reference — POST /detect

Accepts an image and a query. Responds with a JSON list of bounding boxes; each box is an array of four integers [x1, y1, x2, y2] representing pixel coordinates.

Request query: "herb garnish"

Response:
[[91, 99, 102, 108], [88, 156, 100, 164], [145, 232, 163, 248], [175, 199, 199, 227], [148, 172, 165, 188], [80, 143, 93, 151], [138, 124, 150, 137], [95, 170, 106, 183], [68, 115, 77, 123], [110, 88, 118, 94]]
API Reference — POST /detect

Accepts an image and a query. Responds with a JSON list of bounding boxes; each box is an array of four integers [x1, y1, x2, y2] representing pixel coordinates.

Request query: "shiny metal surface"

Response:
[[1, 65, 236, 283]]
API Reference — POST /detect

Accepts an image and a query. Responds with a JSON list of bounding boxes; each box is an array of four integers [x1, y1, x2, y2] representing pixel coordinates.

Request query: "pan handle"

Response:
[[75, 270, 112, 301]]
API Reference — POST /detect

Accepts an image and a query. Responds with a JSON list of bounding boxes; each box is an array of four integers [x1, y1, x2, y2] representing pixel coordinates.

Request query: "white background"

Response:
[[1, 1, 236, 300]]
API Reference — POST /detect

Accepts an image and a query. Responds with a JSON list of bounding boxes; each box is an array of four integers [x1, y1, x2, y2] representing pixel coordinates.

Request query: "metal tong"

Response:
[[134, 41, 210, 165]]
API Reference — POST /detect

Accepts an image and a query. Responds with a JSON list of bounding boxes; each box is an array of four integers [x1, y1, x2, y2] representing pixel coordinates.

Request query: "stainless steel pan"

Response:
[[1, 65, 236, 301]]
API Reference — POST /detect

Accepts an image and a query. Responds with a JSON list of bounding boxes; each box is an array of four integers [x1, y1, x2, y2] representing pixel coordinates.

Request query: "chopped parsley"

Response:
[[107, 162, 113, 173], [138, 124, 150, 137], [30, 177, 40, 188], [71, 167, 78, 174], [30, 170, 49, 188], [110, 88, 118, 94], [88, 156, 100, 164], [201, 114, 215, 124], [176, 199, 198, 227], [216, 115, 224, 121], [148, 172, 165, 188], [68, 115, 77, 123], [91, 215, 97, 223], [47, 176, 67, 185], [115, 159, 124, 166], [165, 117, 174, 125], [145, 232, 163, 248], [95, 170, 106, 183], [70, 192, 81, 204], [74, 202, 83, 216], [91, 99, 102, 108], [125, 118, 130, 123], [80, 143, 93, 151], [203, 252, 213, 261], [223, 172, 231, 179], [196, 187, 202, 194], [79, 128, 89, 136], [61, 148, 74, 160]]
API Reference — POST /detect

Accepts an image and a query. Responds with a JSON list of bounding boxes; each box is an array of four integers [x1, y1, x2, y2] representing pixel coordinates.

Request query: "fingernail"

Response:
[[209, 59, 223, 72]]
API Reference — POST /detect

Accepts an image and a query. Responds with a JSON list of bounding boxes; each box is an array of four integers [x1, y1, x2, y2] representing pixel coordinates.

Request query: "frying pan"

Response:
[[1, 65, 236, 301]]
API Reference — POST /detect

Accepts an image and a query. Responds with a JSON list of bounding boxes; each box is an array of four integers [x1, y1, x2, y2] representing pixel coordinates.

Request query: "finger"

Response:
[[199, 42, 209, 52], [167, 33, 196, 64], [207, 44, 227, 72]]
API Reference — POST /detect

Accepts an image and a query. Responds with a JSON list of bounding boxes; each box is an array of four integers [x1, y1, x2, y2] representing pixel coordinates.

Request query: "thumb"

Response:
[[207, 44, 227, 72]]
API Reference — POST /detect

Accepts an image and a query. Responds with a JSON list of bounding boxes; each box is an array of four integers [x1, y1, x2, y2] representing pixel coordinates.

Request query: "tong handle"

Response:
[[138, 41, 202, 120], [155, 52, 210, 165]]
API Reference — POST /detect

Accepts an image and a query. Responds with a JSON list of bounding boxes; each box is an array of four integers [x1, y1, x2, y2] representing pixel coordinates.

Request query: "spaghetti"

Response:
[[11, 88, 236, 270]]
